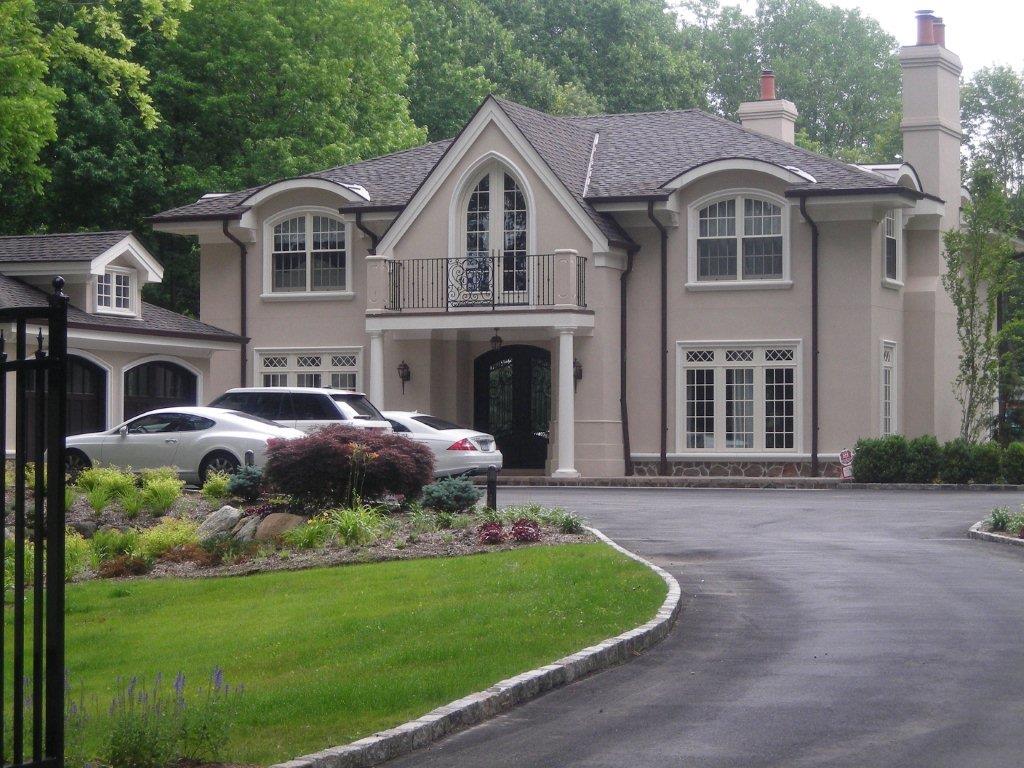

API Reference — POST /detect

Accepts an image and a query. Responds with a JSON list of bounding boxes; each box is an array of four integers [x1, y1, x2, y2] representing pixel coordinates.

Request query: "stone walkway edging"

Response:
[[270, 530, 681, 768], [968, 520, 1024, 548]]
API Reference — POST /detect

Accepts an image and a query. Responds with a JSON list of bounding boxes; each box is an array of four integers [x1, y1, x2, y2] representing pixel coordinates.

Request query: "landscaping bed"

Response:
[[977, 505, 1024, 543]]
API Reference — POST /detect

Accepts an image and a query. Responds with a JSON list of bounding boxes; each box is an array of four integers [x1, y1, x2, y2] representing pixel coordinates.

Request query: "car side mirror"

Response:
[[118, 425, 129, 438]]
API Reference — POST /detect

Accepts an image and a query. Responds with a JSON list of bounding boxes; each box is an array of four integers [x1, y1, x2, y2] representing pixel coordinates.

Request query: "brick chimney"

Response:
[[899, 10, 962, 217], [738, 70, 799, 144]]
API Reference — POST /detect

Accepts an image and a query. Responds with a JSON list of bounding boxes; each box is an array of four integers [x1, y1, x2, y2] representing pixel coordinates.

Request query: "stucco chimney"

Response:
[[738, 69, 798, 144], [899, 10, 962, 216]]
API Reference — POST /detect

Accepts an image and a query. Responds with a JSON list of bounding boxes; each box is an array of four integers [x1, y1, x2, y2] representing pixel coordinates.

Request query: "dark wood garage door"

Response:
[[123, 360, 197, 420], [26, 354, 107, 455]]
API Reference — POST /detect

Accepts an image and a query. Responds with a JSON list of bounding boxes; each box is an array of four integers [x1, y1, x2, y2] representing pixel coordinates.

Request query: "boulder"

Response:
[[197, 505, 243, 542], [255, 512, 305, 542], [233, 516, 260, 544], [70, 520, 97, 539]]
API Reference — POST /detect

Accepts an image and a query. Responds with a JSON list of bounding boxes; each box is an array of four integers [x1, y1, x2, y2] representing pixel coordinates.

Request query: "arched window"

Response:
[[692, 194, 787, 284], [271, 213, 347, 293], [459, 167, 530, 300]]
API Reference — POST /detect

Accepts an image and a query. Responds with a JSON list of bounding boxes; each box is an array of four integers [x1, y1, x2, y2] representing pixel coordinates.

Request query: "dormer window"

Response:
[[269, 212, 347, 295], [688, 191, 790, 289], [882, 210, 902, 287], [96, 268, 133, 314]]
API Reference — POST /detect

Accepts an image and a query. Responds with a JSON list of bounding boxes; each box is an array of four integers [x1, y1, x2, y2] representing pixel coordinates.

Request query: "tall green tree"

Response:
[[680, 0, 901, 160], [942, 168, 1020, 442]]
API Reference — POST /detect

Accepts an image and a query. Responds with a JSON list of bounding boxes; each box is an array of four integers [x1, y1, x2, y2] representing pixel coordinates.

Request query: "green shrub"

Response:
[[407, 505, 437, 534], [281, 517, 334, 549], [91, 529, 140, 564], [140, 476, 185, 515], [543, 508, 585, 534], [76, 466, 136, 499], [227, 465, 263, 502], [139, 467, 180, 484], [503, 503, 544, 524], [904, 435, 943, 484], [990, 506, 1012, 531], [65, 528, 92, 580], [851, 436, 908, 483], [973, 442, 1003, 483], [65, 485, 76, 511], [1002, 442, 1024, 485], [119, 487, 145, 518], [136, 519, 199, 560], [201, 471, 232, 502], [421, 477, 483, 514], [1007, 511, 1024, 537], [326, 503, 386, 546], [3, 538, 34, 592], [940, 439, 975, 484], [85, 485, 112, 515]]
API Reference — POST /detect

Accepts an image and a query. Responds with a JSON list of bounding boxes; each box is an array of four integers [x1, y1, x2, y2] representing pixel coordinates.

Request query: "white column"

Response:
[[553, 328, 579, 478], [369, 330, 385, 407]]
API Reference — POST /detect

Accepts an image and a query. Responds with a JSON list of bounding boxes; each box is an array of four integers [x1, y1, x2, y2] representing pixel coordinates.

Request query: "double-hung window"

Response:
[[96, 269, 133, 313], [681, 343, 799, 452], [258, 350, 360, 389], [693, 194, 786, 284], [271, 213, 347, 294], [882, 210, 901, 286], [880, 341, 896, 436]]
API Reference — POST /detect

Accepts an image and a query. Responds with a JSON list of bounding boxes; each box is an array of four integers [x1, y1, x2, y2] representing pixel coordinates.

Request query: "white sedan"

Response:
[[65, 407, 305, 483], [383, 411, 503, 478]]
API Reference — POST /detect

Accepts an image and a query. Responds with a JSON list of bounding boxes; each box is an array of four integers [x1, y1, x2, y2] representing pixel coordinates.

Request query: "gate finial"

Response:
[[52, 276, 66, 297]]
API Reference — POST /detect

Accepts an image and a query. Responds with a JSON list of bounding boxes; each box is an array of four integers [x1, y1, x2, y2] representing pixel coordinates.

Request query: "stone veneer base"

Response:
[[968, 520, 1024, 548], [632, 459, 843, 478], [270, 528, 682, 768]]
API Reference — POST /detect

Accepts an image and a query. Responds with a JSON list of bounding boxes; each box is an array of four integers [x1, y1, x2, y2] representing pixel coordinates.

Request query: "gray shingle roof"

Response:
[[0, 231, 133, 263], [0, 274, 241, 342], [151, 97, 907, 239]]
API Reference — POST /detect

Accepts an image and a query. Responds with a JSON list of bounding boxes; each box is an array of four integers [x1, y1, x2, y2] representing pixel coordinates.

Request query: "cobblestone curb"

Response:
[[271, 529, 681, 768], [968, 520, 1024, 548]]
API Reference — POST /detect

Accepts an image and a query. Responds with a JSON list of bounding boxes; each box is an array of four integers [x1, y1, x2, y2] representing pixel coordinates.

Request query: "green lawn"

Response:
[[58, 543, 665, 764]]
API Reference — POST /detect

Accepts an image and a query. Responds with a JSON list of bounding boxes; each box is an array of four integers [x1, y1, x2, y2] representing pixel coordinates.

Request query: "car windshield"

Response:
[[412, 415, 464, 431], [330, 394, 384, 420]]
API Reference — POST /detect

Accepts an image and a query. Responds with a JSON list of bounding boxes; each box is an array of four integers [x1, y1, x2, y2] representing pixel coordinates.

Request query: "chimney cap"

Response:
[[915, 9, 936, 45], [759, 69, 776, 101]]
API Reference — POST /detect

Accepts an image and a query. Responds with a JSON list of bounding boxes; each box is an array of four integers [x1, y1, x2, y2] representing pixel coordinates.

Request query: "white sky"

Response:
[[729, 2, 1022, 77]]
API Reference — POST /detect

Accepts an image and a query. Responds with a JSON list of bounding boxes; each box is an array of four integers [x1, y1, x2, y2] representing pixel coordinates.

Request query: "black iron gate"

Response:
[[1, 278, 68, 768]]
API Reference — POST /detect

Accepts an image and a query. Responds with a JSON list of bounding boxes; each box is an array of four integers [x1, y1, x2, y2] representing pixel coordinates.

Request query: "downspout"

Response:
[[798, 196, 820, 476], [354, 211, 379, 254], [619, 247, 636, 476], [222, 219, 248, 387], [647, 201, 669, 476]]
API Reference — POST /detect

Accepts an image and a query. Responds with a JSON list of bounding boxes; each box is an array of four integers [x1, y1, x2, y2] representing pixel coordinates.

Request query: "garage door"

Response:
[[123, 360, 197, 420], [26, 354, 107, 455]]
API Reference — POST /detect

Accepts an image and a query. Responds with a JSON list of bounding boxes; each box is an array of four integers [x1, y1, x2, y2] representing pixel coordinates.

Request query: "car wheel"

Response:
[[65, 449, 91, 479], [199, 451, 240, 484]]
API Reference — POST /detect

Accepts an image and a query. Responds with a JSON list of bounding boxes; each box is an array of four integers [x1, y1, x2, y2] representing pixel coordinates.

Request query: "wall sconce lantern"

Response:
[[573, 357, 583, 392], [397, 360, 411, 393], [490, 328, 503, 351]]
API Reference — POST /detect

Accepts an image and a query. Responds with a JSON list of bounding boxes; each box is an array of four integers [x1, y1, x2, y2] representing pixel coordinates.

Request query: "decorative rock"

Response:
[[196, 505, 243, 542], [233, 516, 260, 544], [70, 520, 97, 538], [255, 512, 305, 542]]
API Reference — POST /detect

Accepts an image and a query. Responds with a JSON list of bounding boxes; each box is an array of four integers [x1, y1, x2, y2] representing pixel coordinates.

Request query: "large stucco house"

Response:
[[150, 11, 964, 478]]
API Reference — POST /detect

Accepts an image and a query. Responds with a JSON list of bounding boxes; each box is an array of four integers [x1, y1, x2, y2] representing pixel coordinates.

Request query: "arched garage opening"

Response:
[[123, 360, 198, 420], [26, 354, 108, 454]]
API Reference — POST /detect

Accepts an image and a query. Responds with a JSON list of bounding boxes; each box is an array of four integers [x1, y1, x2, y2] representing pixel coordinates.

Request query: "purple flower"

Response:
[[212, 666, 224, 692], [173, 671, 186, 696]]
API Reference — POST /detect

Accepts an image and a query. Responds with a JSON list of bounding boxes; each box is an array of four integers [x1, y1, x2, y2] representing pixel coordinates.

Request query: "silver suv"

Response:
[[209, 387, 391, 433]]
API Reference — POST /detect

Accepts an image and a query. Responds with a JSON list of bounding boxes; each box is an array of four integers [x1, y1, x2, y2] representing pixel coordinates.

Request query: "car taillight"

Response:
[[447, 438, 478, 451]]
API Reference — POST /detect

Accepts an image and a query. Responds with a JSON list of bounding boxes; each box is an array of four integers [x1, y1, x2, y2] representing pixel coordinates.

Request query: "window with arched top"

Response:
[[457, 166, 530, 300], [270, 212, 347, 294], [688, 191, 790, 288]]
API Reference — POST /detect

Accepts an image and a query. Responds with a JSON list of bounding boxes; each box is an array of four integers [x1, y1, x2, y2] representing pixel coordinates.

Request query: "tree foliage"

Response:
[[942, 168, 1021, 443]]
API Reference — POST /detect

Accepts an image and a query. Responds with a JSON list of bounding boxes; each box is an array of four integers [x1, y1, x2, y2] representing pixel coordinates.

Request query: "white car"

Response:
[[383, 411, 503, 477], [65, 406, 305, 483], [209, 387, 392, 433]]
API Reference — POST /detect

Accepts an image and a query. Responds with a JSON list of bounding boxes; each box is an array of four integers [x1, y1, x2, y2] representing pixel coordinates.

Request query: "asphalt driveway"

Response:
[[387, 488, 1024, 768]]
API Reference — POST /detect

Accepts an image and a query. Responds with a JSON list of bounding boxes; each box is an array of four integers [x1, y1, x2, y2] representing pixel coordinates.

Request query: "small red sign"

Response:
[[839, 449, 854, 467]]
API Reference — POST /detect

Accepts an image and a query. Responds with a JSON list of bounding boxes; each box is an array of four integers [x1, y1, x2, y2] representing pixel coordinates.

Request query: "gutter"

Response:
[[798, 196, 820, 477], [354, 212, 380, 255], [618, 240, 638, 477], [646, 201, 669, 476], [221, 219, 248, 387]]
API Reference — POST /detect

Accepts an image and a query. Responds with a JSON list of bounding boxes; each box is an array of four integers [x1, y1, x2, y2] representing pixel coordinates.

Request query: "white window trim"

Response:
[[880, 339, 897, 436], [262, 206, 354, 300], [675, 339, 803, 454], [253, 346, 364, 391], [686, 189, 792, 291], [881, 209, 904, 290], [95, 266, 137, 317]]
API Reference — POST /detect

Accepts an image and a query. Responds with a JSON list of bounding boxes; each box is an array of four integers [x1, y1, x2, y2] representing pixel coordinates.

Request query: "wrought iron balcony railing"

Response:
[[378, 251, 586, 312]]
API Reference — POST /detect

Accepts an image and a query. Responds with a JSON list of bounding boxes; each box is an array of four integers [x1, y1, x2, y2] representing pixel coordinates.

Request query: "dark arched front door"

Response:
[[123, 360, 197, 420], [474, 345, 550, 469], [26, 354, 107, 455]]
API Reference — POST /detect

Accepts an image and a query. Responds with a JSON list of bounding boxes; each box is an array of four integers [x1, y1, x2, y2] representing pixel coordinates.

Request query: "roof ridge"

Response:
[[568, 107, 705, 121], [309, 138, 455, 177], [0, 230, 132, 240]]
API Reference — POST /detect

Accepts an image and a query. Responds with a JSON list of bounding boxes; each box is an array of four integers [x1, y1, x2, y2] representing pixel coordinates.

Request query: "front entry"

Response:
[[474, 345, 551, 470]]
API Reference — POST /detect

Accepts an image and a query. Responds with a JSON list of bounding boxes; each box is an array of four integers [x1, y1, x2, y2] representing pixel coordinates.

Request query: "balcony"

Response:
[[366, 250, 586, 314]]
